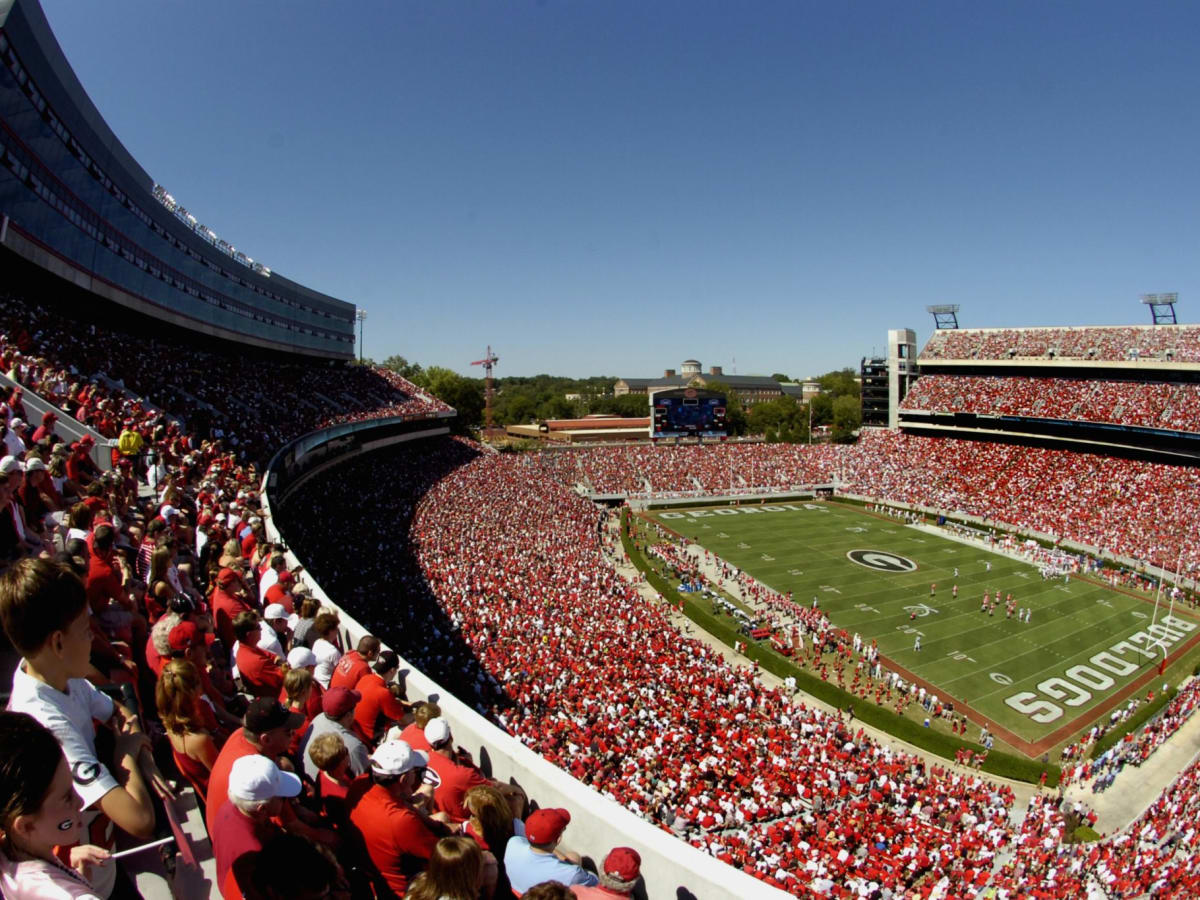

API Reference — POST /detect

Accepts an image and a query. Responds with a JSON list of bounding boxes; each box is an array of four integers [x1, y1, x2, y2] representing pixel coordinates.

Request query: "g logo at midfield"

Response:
[[847, 550, 917, 572]]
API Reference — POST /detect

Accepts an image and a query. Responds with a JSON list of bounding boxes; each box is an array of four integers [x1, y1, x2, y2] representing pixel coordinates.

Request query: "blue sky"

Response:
[[40, 1, 1200, 379]]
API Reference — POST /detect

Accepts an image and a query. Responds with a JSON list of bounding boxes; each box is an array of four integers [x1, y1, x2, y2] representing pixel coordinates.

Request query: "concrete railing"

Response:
[[261, 426, 789, 900]]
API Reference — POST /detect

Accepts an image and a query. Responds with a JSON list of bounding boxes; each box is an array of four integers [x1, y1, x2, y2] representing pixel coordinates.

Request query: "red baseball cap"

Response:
[[168, 621, 200, 652], [603, 847, 641, 882], [525, 808, 571, 845]]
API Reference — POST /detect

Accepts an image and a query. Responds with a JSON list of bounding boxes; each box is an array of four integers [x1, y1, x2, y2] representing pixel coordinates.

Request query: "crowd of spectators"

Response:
[[840, 430, 1200, 578], [278, 437, 1200, 898], [561, 442, 843, 498], [919, 324, 1200, 363], [0, 291, 450, 466], [3, 281, 1200, 895], [901, 374, 1200, 433], [1058, 676, 1200, 793]]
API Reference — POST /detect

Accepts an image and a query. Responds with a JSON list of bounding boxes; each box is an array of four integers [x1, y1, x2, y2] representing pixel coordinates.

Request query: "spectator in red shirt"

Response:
[[212, 566, 254, 648], [234, 611, 286, 697], [29, 410, 58, 446], [423, 718, 491, 823], [213, 753, 301, 898], [262, 570, 297, 615], [353, 650, 412, 745], [397, 701, 441, 753], [348, 739, 452, 897], [87, 523, 146, 655], [284, 646, 325, 721], [206, 698, 304, 838], [330, 634, 380, 691]]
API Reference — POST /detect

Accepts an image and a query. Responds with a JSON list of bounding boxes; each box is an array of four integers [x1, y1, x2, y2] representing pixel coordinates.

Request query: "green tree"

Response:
[[817, 367, 860, 397], [537, 395, 577, 420], [414, 366, 484, 434], [701, 380, 747, 437], [589, 394, 652, 418], [771, 372, 791, 383], [747, 395, 809, 443], [501, 393, 537, 425], [831, 394, 862, 443], [809, 392, 834, 426], [380, 354, 424, 381]]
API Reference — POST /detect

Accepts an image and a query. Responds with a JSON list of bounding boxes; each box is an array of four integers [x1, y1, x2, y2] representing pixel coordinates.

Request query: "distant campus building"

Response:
[[613, 359, 784, 407]]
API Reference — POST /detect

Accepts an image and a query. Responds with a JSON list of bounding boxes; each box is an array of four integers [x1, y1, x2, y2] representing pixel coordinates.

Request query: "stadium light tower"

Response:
[[356, 308, 367, 363], [1141, 293, 1179, 325], [926, 304, 960, 330]]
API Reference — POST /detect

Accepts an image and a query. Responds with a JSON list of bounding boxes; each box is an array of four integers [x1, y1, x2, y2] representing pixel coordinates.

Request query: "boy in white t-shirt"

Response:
[[1, 558, 171, 897]]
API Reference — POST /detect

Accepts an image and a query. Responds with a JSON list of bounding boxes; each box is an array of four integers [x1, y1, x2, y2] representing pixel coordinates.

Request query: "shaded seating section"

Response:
[[902, 373, 1200, 433]]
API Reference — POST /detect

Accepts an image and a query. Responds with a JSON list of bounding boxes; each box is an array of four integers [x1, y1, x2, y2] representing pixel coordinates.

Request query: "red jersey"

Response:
[[206, 730, 259, 837], [236, 643, 285, 696], [330, 651, 370, 692], [348, 780, 439, 897], [353, 673, 409, 743]]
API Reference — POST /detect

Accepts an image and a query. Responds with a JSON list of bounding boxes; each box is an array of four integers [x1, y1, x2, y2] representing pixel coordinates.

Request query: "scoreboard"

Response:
[[651, 388, 727, 439]]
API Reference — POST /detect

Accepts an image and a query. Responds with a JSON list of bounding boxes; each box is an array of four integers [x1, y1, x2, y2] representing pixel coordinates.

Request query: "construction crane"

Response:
[[470, 345, 500, 434]]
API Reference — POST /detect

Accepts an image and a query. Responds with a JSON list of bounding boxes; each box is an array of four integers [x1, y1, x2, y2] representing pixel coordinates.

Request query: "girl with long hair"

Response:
[[155, 658, 220, 805]]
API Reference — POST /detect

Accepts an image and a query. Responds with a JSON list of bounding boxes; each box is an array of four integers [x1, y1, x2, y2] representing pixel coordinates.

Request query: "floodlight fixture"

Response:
[[926, 304, 961, 330], [1140, 293, 1178, 325]]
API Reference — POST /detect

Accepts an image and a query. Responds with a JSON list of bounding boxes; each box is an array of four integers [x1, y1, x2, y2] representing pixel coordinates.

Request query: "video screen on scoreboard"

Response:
[[651, 388, 727, 439]]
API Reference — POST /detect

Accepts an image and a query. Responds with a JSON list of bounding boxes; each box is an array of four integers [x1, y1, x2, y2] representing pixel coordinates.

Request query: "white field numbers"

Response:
[[1002, 615, 1197, 724], [658, 504, 827, 520]]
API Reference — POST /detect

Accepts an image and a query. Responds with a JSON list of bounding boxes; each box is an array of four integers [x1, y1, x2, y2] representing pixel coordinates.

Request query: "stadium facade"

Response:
[[0, 0, 356, 359]]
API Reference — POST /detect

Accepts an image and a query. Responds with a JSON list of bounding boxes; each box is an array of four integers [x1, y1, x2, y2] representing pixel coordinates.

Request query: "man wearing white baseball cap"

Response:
[[348, 740, 453, 897], [259, 602, 291, 659], [213, 754, 302, 898]]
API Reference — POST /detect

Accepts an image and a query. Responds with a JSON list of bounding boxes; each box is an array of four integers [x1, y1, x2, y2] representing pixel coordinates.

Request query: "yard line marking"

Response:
[[938, 605, 1158, 699]]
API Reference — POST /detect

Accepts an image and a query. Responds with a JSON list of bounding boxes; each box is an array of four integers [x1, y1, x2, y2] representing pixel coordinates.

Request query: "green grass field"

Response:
[[648, 500, 1200, 751]]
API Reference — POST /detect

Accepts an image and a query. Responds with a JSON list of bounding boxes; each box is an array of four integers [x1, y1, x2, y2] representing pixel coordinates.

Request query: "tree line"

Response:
[[365, 355, 861, 442]]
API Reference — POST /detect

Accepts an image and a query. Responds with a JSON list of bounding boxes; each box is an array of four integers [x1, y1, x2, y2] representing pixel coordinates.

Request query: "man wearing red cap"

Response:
[[570, 847, 641, 898], [299, 686, 369, 781], [213, 566, 254, 648], [506, 808, 598, 893], [65, 436, 97, 486], [30, 410, 58, 445]]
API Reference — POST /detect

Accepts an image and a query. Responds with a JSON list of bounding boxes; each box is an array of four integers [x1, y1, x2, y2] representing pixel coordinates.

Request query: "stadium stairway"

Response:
[[0, 373, 112, 471]]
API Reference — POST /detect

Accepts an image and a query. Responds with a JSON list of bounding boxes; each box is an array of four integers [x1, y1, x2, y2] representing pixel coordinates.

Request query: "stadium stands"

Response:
[[901, 374, 1200, 433], [920, 324, 1200, 363], [2, 0, 1200, 892], [3, 270, 1200, 896]]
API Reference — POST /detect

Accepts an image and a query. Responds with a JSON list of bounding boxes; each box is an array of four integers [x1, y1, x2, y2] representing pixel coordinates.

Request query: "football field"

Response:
[[647, 500, 1200, 752]]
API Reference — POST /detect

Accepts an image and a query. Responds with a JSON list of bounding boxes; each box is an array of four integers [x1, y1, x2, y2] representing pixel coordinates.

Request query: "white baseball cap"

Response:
[[227, 754, 302, 803], [0, 456, 23, 474], [287, 647, 317, 669], [424, 717, 452, 746], [264, 603, 288, 621], [369, 740, 428, 777]]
